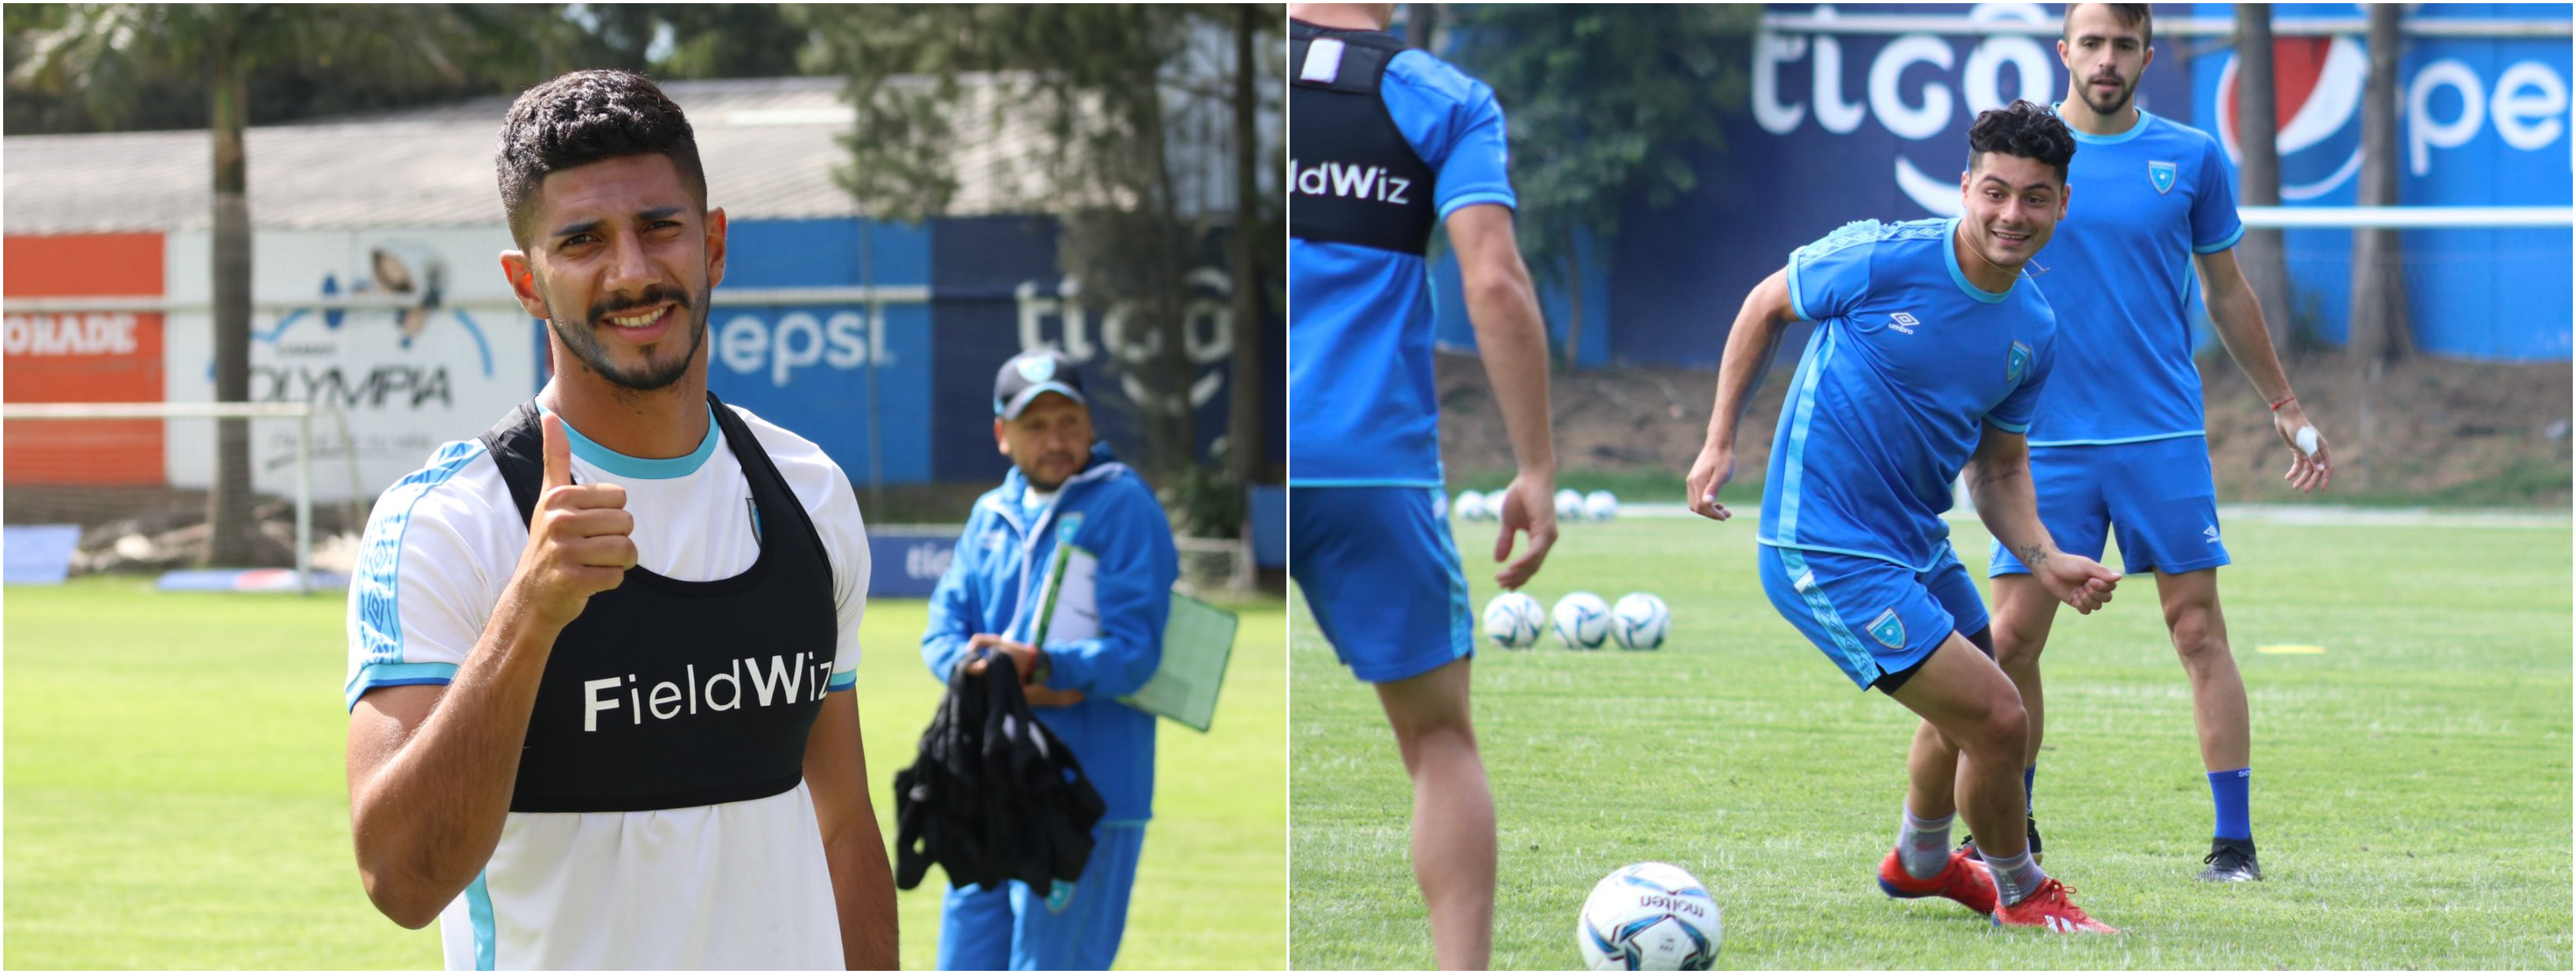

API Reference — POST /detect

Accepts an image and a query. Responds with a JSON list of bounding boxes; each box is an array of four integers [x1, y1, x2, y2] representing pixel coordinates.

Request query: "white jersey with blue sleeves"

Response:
[[2025, 109, 2243, 445], [343, 404, 868, 970], [1758, 218, 2060, 571]]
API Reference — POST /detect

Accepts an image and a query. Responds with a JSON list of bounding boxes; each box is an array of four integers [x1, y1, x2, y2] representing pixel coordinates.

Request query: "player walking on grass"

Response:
[[1288, 3, 1557, 967], [342, 70, 897, 969], [1689, 101, 2118, 934], [1965, 3, 2333, 883]]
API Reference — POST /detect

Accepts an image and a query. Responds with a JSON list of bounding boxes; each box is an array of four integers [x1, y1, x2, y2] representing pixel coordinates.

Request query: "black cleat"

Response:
[[1958, 814, 2043, 864], [2198, 837, 2262, 882]]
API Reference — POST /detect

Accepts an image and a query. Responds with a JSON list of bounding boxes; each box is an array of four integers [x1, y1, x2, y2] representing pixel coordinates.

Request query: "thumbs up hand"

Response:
[[509, 413, 637, 630]]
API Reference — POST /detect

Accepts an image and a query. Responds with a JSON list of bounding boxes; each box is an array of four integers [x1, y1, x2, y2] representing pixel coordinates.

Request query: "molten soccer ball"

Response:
[[1555, 488, 1586, 521], [1611, 593, 1669, 650], [1577, 862, 1722, 971], [1583, 489, 1619, 521], [1482, 592, 1546, 649], [1550, 592, 1612, 650], [1455, 490, 1491, 522]]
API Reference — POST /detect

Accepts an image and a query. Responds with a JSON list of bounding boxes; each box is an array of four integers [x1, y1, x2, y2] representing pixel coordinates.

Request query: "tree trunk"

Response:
[[2232, 4, 2297, 349], [1406, 2, 1443, 50], [206, 47, 259, 567], [1558, 245, 1583, 367], [2350, 4, 2410, 365], [1228, 6, 1265, 487]]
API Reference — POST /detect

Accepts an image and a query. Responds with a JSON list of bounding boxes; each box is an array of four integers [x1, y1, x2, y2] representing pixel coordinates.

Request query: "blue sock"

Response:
[[2209, 767, 2252, 841], [2023, 764, 2036, 814]]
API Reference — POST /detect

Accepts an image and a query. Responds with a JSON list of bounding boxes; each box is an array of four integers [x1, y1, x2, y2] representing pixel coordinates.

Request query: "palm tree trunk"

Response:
[[2233, 4, 2297, 349], [2350, 5, 2409, 365], [1228, 6, 1265, 487], [206, 45, 258, 567]]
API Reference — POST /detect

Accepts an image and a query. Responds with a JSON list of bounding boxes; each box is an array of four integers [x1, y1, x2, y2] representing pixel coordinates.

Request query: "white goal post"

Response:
[[2, 400, 316, 593]]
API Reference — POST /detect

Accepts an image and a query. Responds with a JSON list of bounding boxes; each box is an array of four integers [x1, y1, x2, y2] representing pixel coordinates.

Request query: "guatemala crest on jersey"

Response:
[[2147, 159, 2178, 195], [2006, 340, 2033, 384], [1866, 609, 1906, 650]]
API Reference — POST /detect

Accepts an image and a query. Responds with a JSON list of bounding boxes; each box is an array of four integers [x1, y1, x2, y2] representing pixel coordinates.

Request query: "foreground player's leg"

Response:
[[1376, 657, 1495, 968], [1986, 573, 2061, 861], [1877, 720, 1998, 916], [2158, 568, 2261, 882], [1889, 635, 2114, 933]]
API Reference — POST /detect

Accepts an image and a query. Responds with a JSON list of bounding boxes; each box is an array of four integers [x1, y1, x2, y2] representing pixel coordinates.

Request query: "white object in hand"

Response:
[[2294, 425, 2320, 457]]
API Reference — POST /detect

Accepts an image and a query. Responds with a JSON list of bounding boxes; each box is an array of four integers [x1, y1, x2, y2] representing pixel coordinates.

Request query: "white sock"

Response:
[[1897, 807, 1953, 879], [1986, 849, 2047, 906]]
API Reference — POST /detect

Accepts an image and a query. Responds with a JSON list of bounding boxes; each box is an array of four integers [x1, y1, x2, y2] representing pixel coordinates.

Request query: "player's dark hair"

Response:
[[2064, 3, 2153, 47], [1966, 99, 2077, 183], [496, 69, 706, 249]]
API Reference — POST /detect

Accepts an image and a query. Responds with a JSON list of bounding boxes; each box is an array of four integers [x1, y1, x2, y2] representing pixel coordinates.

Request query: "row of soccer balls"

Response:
[[1485, 591, 1668, 650], [1455, 489, 1621, 522]]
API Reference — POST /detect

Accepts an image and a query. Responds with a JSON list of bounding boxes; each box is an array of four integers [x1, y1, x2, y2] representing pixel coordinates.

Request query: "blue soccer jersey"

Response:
[[1759, 218, 2060, 571], [2024, 108, 2244, 445], [1288, 42, 1515, 486]]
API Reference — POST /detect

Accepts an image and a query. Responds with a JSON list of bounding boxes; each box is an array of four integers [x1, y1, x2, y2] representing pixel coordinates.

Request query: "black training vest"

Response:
[[1290, 21, 1441, 256], [479, 392, 837, 813]]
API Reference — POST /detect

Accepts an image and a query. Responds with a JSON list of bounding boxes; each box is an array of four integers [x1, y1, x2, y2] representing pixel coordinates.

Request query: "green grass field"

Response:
[[5, 581, 1286, 970], [1290, 511, 2573, 969]]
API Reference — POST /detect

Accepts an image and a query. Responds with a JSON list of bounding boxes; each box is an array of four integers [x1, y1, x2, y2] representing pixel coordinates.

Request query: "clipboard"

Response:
[[1031, 542, 1238, 732]]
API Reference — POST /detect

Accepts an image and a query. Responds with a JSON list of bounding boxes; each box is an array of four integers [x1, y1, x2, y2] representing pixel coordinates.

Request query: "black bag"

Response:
[[892, 654, 1107, 892]]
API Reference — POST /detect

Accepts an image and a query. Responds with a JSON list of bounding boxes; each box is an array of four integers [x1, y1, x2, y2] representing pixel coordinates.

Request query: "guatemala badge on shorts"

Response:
[[1866, 609, 1906, 650], [2147, 159, 2178, 195], [1046, 879, 1076, 913], [2005, 340, 2032, 384]]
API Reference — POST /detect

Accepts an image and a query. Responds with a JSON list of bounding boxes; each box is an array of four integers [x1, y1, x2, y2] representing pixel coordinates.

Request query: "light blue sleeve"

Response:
[[1039, 481, 1179, 699], [920, 506, 988, 684], [2191, 134, 2246, 253], [1386, 51, 1516, 219], [1784, 224, 1879, 324]]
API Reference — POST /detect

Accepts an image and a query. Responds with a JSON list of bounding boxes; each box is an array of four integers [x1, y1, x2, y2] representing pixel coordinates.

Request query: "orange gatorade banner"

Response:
[[3, 232, 166, 485]]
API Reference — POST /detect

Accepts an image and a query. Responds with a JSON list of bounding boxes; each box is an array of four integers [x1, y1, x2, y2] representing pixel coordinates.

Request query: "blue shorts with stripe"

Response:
[[1290, 485, 1475, 684], [1988, 436, 2231, 578], [1758, 543, 1989, 691]]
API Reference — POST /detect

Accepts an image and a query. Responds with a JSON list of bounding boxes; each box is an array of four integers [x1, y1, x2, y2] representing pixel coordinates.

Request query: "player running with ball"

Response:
[[1688, 101, 2118, 933]]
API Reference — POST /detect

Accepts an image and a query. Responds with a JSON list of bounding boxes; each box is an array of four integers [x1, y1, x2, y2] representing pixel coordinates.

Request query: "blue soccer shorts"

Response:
[[1759, 543, 1990, 691], [1290, 485, 1475, 684], [1988, 436, 2232, 578], [936, 823, 1147, 971]]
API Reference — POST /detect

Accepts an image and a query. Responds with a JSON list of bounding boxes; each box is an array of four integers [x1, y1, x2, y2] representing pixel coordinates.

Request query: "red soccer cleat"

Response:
[[1877, 848, 1998, 916], [1993, 878, 2119, 934]]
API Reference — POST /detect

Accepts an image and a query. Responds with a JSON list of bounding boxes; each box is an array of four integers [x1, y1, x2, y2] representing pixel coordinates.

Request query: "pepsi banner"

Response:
[[2192, 2, 2571, 361]]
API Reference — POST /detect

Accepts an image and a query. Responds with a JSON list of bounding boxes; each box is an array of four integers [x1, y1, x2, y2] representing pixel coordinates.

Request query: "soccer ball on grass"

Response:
[[1577, 861, 1722, 971]]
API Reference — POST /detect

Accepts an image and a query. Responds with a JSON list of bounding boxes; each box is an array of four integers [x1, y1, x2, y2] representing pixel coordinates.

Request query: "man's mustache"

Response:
[[589, 285, 688, 324]]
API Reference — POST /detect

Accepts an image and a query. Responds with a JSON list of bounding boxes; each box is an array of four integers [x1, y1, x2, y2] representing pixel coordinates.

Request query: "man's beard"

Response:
[[547, 283, 707, 392], [2082, 74, 2135, 117]]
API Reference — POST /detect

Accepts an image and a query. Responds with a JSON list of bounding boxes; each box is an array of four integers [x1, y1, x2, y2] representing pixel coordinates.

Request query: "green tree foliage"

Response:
[[2, 5, 824, 136], [1451, 4, 1756, 360]]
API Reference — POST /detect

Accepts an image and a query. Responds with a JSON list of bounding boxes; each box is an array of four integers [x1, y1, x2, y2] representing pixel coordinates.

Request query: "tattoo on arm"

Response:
[[2016, 543, 2047, 568]]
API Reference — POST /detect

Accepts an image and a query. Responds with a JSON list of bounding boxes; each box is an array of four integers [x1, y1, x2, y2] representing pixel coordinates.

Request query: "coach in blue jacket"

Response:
[[922, 348, 1179, 971]]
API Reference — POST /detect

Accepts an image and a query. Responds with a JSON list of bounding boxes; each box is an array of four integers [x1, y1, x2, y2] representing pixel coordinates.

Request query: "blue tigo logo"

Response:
[[2147, 159, 2178, 195], [2005, 341, 2032, 384], [1018, 355, 1056, 383]]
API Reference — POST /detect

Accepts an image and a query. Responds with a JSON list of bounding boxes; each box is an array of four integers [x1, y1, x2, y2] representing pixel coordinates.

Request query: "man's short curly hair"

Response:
[[496, 69, 707, 249], [1966, 99, 2078, 182]]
